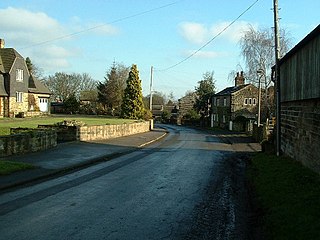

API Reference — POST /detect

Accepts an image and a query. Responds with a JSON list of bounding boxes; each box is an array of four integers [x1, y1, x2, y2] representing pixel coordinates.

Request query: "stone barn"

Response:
[[279, 24, 320, 172]]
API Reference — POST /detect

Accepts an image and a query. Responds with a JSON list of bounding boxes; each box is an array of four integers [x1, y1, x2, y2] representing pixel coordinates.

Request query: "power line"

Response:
[[20, 0, 183, 50], [156, 0, 259, 72]]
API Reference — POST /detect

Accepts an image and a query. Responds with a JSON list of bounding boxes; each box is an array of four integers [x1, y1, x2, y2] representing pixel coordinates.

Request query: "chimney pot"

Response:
[[0, 39, 5, 48]]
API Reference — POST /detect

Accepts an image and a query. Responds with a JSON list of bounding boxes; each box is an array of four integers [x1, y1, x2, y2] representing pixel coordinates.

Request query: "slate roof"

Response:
[[0, 48, 23, 73], [28, 75, 51, 94], [0, 47, 51, 95], [215, 84, 250, 96]]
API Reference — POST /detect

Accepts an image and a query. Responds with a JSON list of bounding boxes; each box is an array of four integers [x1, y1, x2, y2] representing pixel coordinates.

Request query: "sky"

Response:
[[0, 0, 319, 99]]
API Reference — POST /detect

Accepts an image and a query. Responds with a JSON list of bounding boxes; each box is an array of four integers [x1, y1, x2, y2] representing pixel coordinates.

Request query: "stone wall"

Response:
[[78, 121, 152, 141], [0, 129, 57, 157], [281, 98, 320, 173]]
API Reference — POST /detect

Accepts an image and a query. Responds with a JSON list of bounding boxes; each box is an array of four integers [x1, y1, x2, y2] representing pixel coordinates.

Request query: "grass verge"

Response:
[[0, 115, 136, 135], [248, 152, 320, 240], [0, 161, 35, 175]]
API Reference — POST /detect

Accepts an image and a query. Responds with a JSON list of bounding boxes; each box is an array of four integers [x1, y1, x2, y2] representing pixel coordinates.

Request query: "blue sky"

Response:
[[0, 0, 319, 99]]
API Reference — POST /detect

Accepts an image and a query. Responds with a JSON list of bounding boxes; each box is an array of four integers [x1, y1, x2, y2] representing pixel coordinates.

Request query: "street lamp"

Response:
[[257, 69, 264, 127]]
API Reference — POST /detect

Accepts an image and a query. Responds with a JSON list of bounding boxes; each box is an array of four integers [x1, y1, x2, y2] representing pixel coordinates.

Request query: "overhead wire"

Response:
[[20, 0, 183, 50], [156, 0, 259, 72]]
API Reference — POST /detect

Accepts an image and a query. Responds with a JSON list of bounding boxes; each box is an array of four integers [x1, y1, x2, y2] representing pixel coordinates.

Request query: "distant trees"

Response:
[[97, 62, 129, 115], [44, 72, 97, 101], [120, 64, 146, 119]]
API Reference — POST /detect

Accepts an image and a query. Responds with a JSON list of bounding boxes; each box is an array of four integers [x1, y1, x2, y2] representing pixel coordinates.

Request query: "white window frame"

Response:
[[223, 98, 227, 106], [16, 92, 23, 103], [222, 115, 226, 123], [216, 98, 220, 106], [244, 98, 248, 105], [249, 98, 252, 105], [16, 69, 23, 82], [253, 98, 256, 105]]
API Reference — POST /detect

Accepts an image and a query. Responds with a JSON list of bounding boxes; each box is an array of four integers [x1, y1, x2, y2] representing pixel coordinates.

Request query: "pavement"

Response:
[[0, 126, 261, 192], [0, 128, 168, 191]]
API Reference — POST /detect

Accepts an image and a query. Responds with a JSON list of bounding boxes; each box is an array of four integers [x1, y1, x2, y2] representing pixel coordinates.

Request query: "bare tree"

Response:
[[239, 25, 291, 88], [44, 72, 96, 101]]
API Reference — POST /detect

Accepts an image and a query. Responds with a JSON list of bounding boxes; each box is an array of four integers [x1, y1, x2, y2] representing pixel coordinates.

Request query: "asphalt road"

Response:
[[0, 126, 254, 240]]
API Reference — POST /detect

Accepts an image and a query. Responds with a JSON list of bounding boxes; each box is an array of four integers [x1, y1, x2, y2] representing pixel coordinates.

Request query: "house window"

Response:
[[16, 92, 23, 103], [253, 98, 256, 105], [222, 115, 226, 123], [223, 98, 227, 106], [216, 98, 220, 106], [249, 98, 252, 105], [16, 69, 23, 82], [244, 98, 248, 105]]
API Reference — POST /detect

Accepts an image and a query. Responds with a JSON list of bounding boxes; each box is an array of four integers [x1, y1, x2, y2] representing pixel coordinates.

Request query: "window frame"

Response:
[[16, 69, 23, 82], [16, 92, 23, 103]]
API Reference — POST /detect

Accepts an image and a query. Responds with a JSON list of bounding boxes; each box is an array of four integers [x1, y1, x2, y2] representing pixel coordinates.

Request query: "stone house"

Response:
[[0, 39, 51, 117], [212, 71, 259, 131], [278, 24, 320, 172]]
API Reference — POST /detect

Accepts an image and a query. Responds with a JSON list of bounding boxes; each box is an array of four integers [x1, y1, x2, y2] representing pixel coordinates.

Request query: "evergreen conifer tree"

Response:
[[121, 64, 144, 119]]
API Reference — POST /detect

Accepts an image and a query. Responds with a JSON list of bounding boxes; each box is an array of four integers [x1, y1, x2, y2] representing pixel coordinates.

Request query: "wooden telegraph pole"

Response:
[[149, 66, 153, 111], [273, 0, 281, 156]]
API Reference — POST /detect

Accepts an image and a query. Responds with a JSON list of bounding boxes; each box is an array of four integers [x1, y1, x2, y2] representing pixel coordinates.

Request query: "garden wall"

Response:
[[0, 129, 57, 157], [78, 120, 152, 141]]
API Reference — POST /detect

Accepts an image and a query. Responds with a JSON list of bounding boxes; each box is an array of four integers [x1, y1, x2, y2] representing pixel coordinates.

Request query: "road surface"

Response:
[[0, 125, 256, 240]]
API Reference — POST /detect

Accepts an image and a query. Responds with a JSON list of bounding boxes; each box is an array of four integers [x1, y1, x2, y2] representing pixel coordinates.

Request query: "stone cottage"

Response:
[[0, 39, 51, 117], [211, 71, 259, 131]]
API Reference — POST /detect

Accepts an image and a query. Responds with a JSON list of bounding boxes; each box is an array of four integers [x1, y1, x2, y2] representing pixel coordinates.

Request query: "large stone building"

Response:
[[0, 39, 51, 117], [278, 24, 320, 172], [211, 72, 259, 131]]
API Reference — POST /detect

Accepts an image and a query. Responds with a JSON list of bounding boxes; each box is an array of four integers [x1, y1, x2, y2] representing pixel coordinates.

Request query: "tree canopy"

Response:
[[44, 72, 96, 101], [194, 71, 216, 117], [97, 62, 129, 114]]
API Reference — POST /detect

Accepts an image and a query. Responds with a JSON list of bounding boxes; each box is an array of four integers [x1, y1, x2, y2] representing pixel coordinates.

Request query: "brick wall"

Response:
[[281, 98, 320, 172]]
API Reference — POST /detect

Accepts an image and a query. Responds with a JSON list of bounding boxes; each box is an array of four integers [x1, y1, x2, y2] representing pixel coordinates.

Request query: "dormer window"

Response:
[[16, 69, 23, 82]]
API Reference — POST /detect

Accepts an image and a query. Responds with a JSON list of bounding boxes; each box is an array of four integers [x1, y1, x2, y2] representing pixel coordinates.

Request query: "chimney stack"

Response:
[[0, 39, 5, 48], [235, 71, 245, 87]]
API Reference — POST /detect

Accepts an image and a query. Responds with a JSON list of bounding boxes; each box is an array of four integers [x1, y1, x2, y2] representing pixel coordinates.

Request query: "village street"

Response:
[[0, 125, 260, 240]]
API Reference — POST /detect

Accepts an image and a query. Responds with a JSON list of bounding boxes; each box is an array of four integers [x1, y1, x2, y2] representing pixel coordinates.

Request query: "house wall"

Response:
[[9, 94, 28, 116], [231, 85, 258, 120], [8, 58, 29, 97], [281, 99, 320, 172], [212, 95, 231, 128]]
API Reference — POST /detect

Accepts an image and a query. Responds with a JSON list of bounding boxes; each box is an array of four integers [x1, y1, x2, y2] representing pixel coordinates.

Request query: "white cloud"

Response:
[[179, 20, 256, 45], [179, 22, 208, 44], [0, 7, 119, 73]]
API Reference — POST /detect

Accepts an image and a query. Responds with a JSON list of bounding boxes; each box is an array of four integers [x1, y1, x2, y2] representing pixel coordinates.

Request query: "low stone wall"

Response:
[[281, 99, 320, 173], [78, 121, 152, 141], [0, 129, 57, 157]]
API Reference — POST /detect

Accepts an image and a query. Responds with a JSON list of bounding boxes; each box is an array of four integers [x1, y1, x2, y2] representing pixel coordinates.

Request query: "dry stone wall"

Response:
[[0, 129, 57, 157]]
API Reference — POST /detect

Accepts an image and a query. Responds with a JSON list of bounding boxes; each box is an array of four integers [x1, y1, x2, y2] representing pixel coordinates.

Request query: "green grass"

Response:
[[0, 115, 136, 135], [0, 161, 35, 175], [249, 152, 320, 240]]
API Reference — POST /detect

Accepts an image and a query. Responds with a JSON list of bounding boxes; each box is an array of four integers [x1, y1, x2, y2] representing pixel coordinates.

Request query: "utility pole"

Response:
[[273, 0, 281, 156], [149, 66, 153, 111]]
